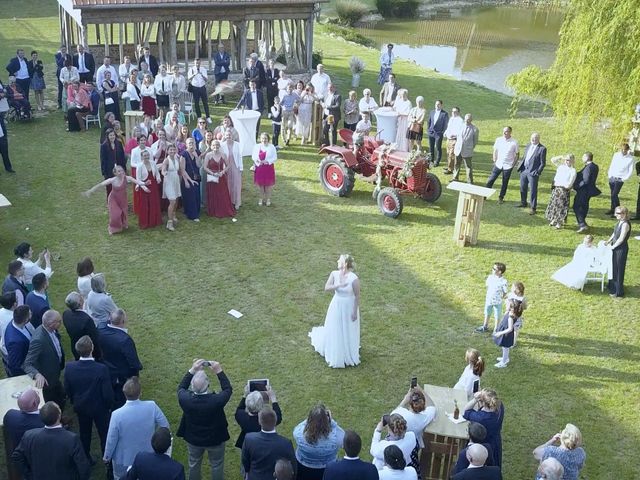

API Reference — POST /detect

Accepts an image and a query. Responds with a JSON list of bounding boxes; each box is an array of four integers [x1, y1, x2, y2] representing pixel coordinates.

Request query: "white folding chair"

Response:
[[582, 255, 608, 292], [85, 103, 101, 130], [183, 92, 196, 124]]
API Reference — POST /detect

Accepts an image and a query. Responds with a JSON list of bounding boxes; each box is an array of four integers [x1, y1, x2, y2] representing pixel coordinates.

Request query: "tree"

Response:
[[507, 0, 640, 141]]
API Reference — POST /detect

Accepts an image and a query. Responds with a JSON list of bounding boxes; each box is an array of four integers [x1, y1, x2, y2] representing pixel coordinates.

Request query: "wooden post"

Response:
[[207, 21, 212, 70], [184, 21, 190, 69], [195, 21, 200, 59], [169, 21, 177, 67], [81, 23, 88, 49], [238, 21, 247, 71], [103, 23, 109, 57], [118, 23, 124, 63], [158, 22, 164, 65], [305, 15, 314, 71]]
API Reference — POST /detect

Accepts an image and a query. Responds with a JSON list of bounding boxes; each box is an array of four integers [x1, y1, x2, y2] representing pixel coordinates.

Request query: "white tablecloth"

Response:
[[229, 110, 261, 156], [374, 107, 399, 144]]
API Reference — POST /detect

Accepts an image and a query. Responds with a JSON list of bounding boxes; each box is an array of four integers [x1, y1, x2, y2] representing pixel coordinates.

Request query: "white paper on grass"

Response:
[[228, 309, 243, 318]]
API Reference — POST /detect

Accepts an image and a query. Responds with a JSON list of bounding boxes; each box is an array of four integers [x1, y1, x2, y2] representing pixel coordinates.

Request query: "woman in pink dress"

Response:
[[84, 165, 149, 235], [220, 129, 243, 209], [204, 140, 236, 218], [252, 132, 277, 206]]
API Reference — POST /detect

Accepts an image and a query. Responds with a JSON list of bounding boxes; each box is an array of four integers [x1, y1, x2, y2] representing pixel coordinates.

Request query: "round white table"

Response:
[[229, 109, 261, 156], [374, 107, 399, 144]]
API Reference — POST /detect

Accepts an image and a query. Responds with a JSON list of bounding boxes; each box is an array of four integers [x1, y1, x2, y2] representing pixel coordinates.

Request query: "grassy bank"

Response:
[[0, 2, 638, 479]]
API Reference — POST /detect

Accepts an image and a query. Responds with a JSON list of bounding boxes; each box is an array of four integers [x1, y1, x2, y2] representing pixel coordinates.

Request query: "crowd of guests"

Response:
[[0, 243, 588, 480]]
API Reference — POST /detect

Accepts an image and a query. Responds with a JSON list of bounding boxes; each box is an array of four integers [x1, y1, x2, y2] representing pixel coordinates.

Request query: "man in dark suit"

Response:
[[12, 401, 90, 480], [428, 99, 449, 166], [64, 335, 113, 460], [452, 422, 494, 475], [139, 46, 159, 77], [517, 132, 547, 214], [3, 389, 43, 480], [323, 430, 379, 480], [97, 308, 143, 408], [55, 45, 72, 109], [24, 273, 49, 329], [177, 358, 232, 480], [322, 83, 342, 146], [264, 59, 280, 109], [213, 43, 231, 104], [243, 55, 264, 90], [378, 73, 400, 107], [452, 444, 502, 480], [23, 310, 66, 410], [573, 151, 601, 233], [242, 407, 296, 480], [62, 292, 101, 361], [236, 80, 265, 138], [126, 427, 185, 480], [73, 44, 95, 83], [4, 305, 34, 377], [2, 261, 29, 305], [6, 49, 33, 101]]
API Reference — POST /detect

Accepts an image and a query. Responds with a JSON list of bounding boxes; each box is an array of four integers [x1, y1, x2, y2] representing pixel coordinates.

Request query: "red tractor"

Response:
[[318, 129, 442, 218]]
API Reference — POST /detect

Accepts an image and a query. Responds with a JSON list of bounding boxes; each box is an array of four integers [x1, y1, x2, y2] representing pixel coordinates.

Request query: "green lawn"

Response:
[[1, 2, 639, 479]]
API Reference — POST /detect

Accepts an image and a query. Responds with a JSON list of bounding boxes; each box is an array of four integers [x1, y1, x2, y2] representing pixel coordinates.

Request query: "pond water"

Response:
[[357, 6, 564, 95]]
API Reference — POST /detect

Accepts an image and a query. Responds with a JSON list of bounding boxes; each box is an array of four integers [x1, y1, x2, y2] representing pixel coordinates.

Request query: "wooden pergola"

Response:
[[57, 0, 327, 71]]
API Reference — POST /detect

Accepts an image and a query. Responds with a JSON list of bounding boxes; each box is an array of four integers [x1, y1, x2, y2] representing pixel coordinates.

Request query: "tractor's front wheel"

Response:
[[318, 155, 355, 197], [377, 187, 403, 218]]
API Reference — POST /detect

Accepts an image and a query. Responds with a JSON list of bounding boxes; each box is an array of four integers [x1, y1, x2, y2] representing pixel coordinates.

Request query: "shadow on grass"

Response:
[[474, 240, 574, 257], [525, 333, 640, 363]]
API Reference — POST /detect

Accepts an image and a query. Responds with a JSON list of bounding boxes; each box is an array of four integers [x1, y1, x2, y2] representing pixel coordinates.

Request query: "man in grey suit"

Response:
[[378, 73, 400, 107], [322, 83, 342, 146], [242, 407, 296, 480], [452, 113, 479, 183], [12, 401, 90, 480], [23, 310, 66, 410], [517, 132, 547, 214]]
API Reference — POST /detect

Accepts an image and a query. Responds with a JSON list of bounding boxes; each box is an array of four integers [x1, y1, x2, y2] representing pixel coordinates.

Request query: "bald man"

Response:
[[23, 310, 66, 410], [177, 358, 232, 480], [3, 388, 44, 480], [452, 444, 502, 480]]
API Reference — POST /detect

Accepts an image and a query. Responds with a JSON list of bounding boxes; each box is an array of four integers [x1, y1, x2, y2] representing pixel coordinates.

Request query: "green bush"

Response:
[[335, 0, 370, 26], [322, 24, 377, 49], [376, 0, 419, 18], [312, 51, 323, 69]]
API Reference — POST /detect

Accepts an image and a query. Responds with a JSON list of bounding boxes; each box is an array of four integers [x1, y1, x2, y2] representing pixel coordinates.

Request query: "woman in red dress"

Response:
[[204, 140, 236, 218], [252, 132, 277, 206], [84, 165, 149, 235], [140, 74, 157, 117], [135, 150, 163, 229]]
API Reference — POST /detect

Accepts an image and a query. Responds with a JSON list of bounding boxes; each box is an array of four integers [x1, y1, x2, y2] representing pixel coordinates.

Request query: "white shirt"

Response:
[[444, 115, 464, 139], [77, 53, 89, 74], [391, 406, 436, 448], [189, 66, 208, 88], [385, 83, 395, 103], [359, 97, 378, 113], [0, 308, 14, 356], [16, 58, 29, 79], [77, 274, 95, 300], [454, 364, 481, 399], [553, 164, 577, 189], [171, 73, 187, 93], [17, 258, 53, 285], [323, 92, 335, 116], [0, 83, 9, 113], [251, 91, 259, 111], [380, 50, 395, 68], [393, 99, 412, 116], [485, 274, 508, 305], [130, 146, 149, 169], [126, 82, 141, 103], [119, 63, 133, 83], [59, 66, 79, 85], [154, 74, 172, 95], [379, 466, 417, 480], [140, 83, 155, 98], [252, 144, 277, 166], [493, 136, 519, 169], [310, 72, 331, 99], [607, 151, 635, 181], [136, 161, 161, 184], [370, 430, 416, 470], [47, 329, 62, 360], [96, 65, 118, 92]]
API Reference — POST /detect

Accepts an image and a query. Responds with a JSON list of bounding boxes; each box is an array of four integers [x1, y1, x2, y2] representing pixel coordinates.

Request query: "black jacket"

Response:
[[574, 161, 602, 198], [64, 359, 114, 415], [97, 325, 143, 385], [176, 371, 232, 447], [62, 308, 102, 360]]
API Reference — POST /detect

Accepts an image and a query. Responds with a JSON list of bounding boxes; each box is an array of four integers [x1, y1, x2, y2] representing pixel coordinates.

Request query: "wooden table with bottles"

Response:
[[420, 384, 469, 480]]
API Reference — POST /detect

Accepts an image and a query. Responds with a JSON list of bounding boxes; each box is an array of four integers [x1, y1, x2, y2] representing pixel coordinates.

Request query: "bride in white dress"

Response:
[[309, 254, 361, 368], [552, 235, 598, 289]]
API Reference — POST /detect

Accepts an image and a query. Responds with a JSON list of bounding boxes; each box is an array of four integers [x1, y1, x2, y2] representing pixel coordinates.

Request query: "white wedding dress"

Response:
[[552, 244, 598, 289], [309, 271, 360, 368]]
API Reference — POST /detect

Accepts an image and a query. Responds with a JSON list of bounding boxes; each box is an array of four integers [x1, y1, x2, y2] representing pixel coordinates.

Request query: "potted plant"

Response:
[[349, 56, 365, 87]]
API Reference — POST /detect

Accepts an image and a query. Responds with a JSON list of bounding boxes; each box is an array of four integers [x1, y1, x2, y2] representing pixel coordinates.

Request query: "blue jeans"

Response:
[[187, 441, 225, 480], [486, 166, 513, 200]]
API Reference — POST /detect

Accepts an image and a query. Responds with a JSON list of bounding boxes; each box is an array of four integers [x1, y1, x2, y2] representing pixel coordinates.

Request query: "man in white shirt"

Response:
[[378, 43, 395, 85], [118, 56, 133, 87], [443, 107, 464, 174], [0, 291, 17, 367], [486, 126, 519, 203], [606, 142, 635, 215], [188, 58, 211, 123], [73, 44, 95, 83], [310, 64, 331, 101], [95, 56, 118, 93]]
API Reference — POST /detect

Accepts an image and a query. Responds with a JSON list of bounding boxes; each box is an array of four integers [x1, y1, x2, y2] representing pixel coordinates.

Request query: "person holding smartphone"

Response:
[[234, 383, 282, 451]]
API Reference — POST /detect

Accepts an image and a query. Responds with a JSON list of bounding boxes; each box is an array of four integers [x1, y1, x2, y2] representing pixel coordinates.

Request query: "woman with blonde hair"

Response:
[[453, 348, 485, 398], [358, 88, 378, 115], [533, 424, 586, 480], [545, 154, 577, 229], [293, 404, 345, 479], [252, 132, 277, 206], [309, 254, 360, 368], [462, 389, 504, 467], [370, 414, 416, 470], [407, 97, 427, 152]]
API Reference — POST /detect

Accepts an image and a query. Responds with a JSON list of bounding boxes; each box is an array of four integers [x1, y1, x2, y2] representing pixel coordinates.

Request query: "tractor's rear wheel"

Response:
[[318, 155, 355, 197], [377, 187, 403, 218], [420, 172, 442, 203]]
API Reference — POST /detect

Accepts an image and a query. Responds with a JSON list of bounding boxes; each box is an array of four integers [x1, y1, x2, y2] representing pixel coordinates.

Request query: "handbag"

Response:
[[207, 174, 219, 183], [104, 97, 114, 105], [187, 83, 193, 93], [409, 122, 422, 133]]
